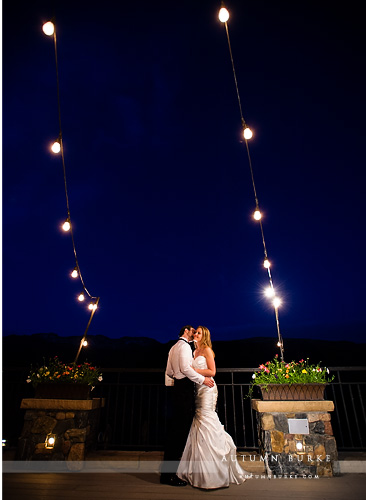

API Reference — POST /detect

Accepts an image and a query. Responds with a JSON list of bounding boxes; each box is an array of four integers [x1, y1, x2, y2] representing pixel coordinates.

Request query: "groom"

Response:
[[160, 325, 214, 487]]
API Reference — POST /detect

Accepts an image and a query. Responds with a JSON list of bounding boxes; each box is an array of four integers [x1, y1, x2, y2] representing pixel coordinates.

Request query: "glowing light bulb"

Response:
[[263, 259, 271, 269], [253, 210, 262, 220], [42, 22, 55, 36], [296, 440, 303, 451], [62, 220, 71, 231], [51, 140, 61, 154], [82, 340, 88, 347], [277, 341, 282, 347], [48, 437, 55, 445], [265, 287, 275, 298], [78, 293, 85, 302], [218, 7, 229, 23], [89, 303, 98, 311], [71, 268, 78, 278], [273, 297, 281, 308], [243, 127, 253, 140]]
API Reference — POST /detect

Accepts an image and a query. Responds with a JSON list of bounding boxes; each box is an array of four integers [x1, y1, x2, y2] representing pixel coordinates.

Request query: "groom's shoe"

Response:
[[160, 474, 187, 487]]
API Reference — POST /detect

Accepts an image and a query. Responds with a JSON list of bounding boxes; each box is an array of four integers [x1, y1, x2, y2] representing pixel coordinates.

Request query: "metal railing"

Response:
[[3, 367, 365, 451]]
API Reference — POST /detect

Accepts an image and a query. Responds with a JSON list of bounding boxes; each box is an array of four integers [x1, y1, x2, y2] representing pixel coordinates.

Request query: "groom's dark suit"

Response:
[[161, 337, 205, 478]]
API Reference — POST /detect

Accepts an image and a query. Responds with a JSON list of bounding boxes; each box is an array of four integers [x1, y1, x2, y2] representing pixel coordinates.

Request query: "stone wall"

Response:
[[17, 398, 104, 469], [252, 400, 338, 477]]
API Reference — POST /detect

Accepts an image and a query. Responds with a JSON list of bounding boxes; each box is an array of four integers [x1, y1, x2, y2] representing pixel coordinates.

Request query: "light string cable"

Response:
[[46, 20, 100, 360], [219, 5, 284, 360]]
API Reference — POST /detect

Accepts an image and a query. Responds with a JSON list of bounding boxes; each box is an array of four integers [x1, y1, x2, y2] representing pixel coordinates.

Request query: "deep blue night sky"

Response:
[[3, 1, 366, 344]]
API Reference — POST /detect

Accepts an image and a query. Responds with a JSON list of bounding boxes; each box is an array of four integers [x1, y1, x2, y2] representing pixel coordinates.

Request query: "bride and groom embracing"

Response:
[[160, 325, 247, 489]]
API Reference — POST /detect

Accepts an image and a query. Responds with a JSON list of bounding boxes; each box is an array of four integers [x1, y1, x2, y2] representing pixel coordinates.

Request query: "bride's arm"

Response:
[[194, 348, 216, 377]]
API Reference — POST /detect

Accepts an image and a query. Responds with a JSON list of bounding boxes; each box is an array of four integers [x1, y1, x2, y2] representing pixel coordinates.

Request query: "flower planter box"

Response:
[[259, 383, 327, 401], [34, 383, 92, 400]]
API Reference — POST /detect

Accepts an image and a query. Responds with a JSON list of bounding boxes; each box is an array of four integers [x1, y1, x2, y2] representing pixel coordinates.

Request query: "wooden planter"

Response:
[[34, 383, 92, 400], [258, 383, 327, 401]]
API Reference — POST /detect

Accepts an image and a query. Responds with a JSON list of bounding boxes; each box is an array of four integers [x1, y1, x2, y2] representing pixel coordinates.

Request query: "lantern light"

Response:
[[218, 7, 229, 23], [62, 219, 71, 232], [51, 140, 61, 154], [42, 22, 55, 36], [71, 267, 78, 278], [78, 293, 85, 302], [243, 127, 253, 140], [45, 433, 56, 449], [253, 209, 262, 221]]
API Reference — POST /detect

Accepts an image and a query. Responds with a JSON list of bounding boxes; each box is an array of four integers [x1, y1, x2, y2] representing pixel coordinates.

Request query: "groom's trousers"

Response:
[[161, 377, 195, 476]]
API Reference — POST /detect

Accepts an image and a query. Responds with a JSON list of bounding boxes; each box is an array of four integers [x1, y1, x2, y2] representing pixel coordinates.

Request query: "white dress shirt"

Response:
[[165, 338, 205, 386]]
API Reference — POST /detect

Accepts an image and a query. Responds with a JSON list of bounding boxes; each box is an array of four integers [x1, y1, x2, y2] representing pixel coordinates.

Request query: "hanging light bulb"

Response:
[[265, 286, 275, 298], [62, 219, 71, 231], [42, 21, 55, 36], [243, 127, 253, 140], [51, 140, 61, 154], [71, 267, 78, 278], [78, 293, 85, 302], [273, 297, 281, 308], [88, 303, 98, 311], [253, 209, 262, 220], [263, 259, 271, 269], [82, 340, 88, 347], [218, 7, 229, 23]]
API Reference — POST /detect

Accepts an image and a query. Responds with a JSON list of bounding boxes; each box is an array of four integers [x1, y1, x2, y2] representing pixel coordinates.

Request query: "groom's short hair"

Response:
[[179, 325, 193, 337]]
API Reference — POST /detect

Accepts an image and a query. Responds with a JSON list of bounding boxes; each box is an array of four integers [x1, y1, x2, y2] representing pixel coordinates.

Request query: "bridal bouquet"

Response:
[[27, 356, 103, 387]]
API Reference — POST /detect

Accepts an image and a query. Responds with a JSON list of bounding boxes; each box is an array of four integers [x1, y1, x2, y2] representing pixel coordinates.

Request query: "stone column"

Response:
[[17, 398, 105, 470], [251, 400, 338, 477]]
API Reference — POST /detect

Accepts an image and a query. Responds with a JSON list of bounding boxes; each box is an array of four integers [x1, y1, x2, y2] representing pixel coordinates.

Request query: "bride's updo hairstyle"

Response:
[[197, 326, 215, 358]]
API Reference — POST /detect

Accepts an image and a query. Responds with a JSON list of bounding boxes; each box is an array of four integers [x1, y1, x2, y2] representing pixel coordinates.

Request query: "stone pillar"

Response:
[[17, 398, 105, 469], [252, 400, 338, 477]]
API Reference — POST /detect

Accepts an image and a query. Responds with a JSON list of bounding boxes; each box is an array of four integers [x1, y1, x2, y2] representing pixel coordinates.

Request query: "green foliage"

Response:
[[27, 357, 103, 387]]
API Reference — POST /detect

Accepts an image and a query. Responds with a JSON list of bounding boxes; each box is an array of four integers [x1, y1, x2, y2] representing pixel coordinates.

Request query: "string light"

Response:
[[88, 303, 98, 311], [82, 340, 88, 347], [218, 7, 229, 23], [51, 140, 61, 154], [219, 6, 286, 360], [43, 20, 100, 363], [42, 21, 55, 36], [253, 209, 262, 220], [243, 127, 253, 140], [263, 259, 271, 269], [62, 219, 71, 232], [265, 286, 275, 298], [273, 297, 281, 309]]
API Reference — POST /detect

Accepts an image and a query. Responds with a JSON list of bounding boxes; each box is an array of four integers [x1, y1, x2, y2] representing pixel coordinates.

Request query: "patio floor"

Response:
[[3, 450, 366, 500]]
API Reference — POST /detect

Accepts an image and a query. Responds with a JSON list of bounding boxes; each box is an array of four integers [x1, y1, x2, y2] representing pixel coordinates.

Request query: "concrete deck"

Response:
[[3, 451, 366, 499]]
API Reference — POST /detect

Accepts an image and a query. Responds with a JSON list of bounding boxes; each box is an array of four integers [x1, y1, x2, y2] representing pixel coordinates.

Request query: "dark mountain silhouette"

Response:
[[3, 333, 366, 369]]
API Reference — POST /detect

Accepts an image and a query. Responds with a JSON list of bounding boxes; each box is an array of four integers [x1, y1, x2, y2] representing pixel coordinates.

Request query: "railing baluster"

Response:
[[3, 366, 365, 451]]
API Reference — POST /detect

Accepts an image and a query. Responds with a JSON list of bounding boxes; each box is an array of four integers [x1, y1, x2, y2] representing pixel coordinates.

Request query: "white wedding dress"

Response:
[[177, 356, 247, 489]]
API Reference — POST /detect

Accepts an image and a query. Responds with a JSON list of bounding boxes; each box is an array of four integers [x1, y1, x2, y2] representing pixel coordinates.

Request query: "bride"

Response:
[[177, 326, 247, 489]]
